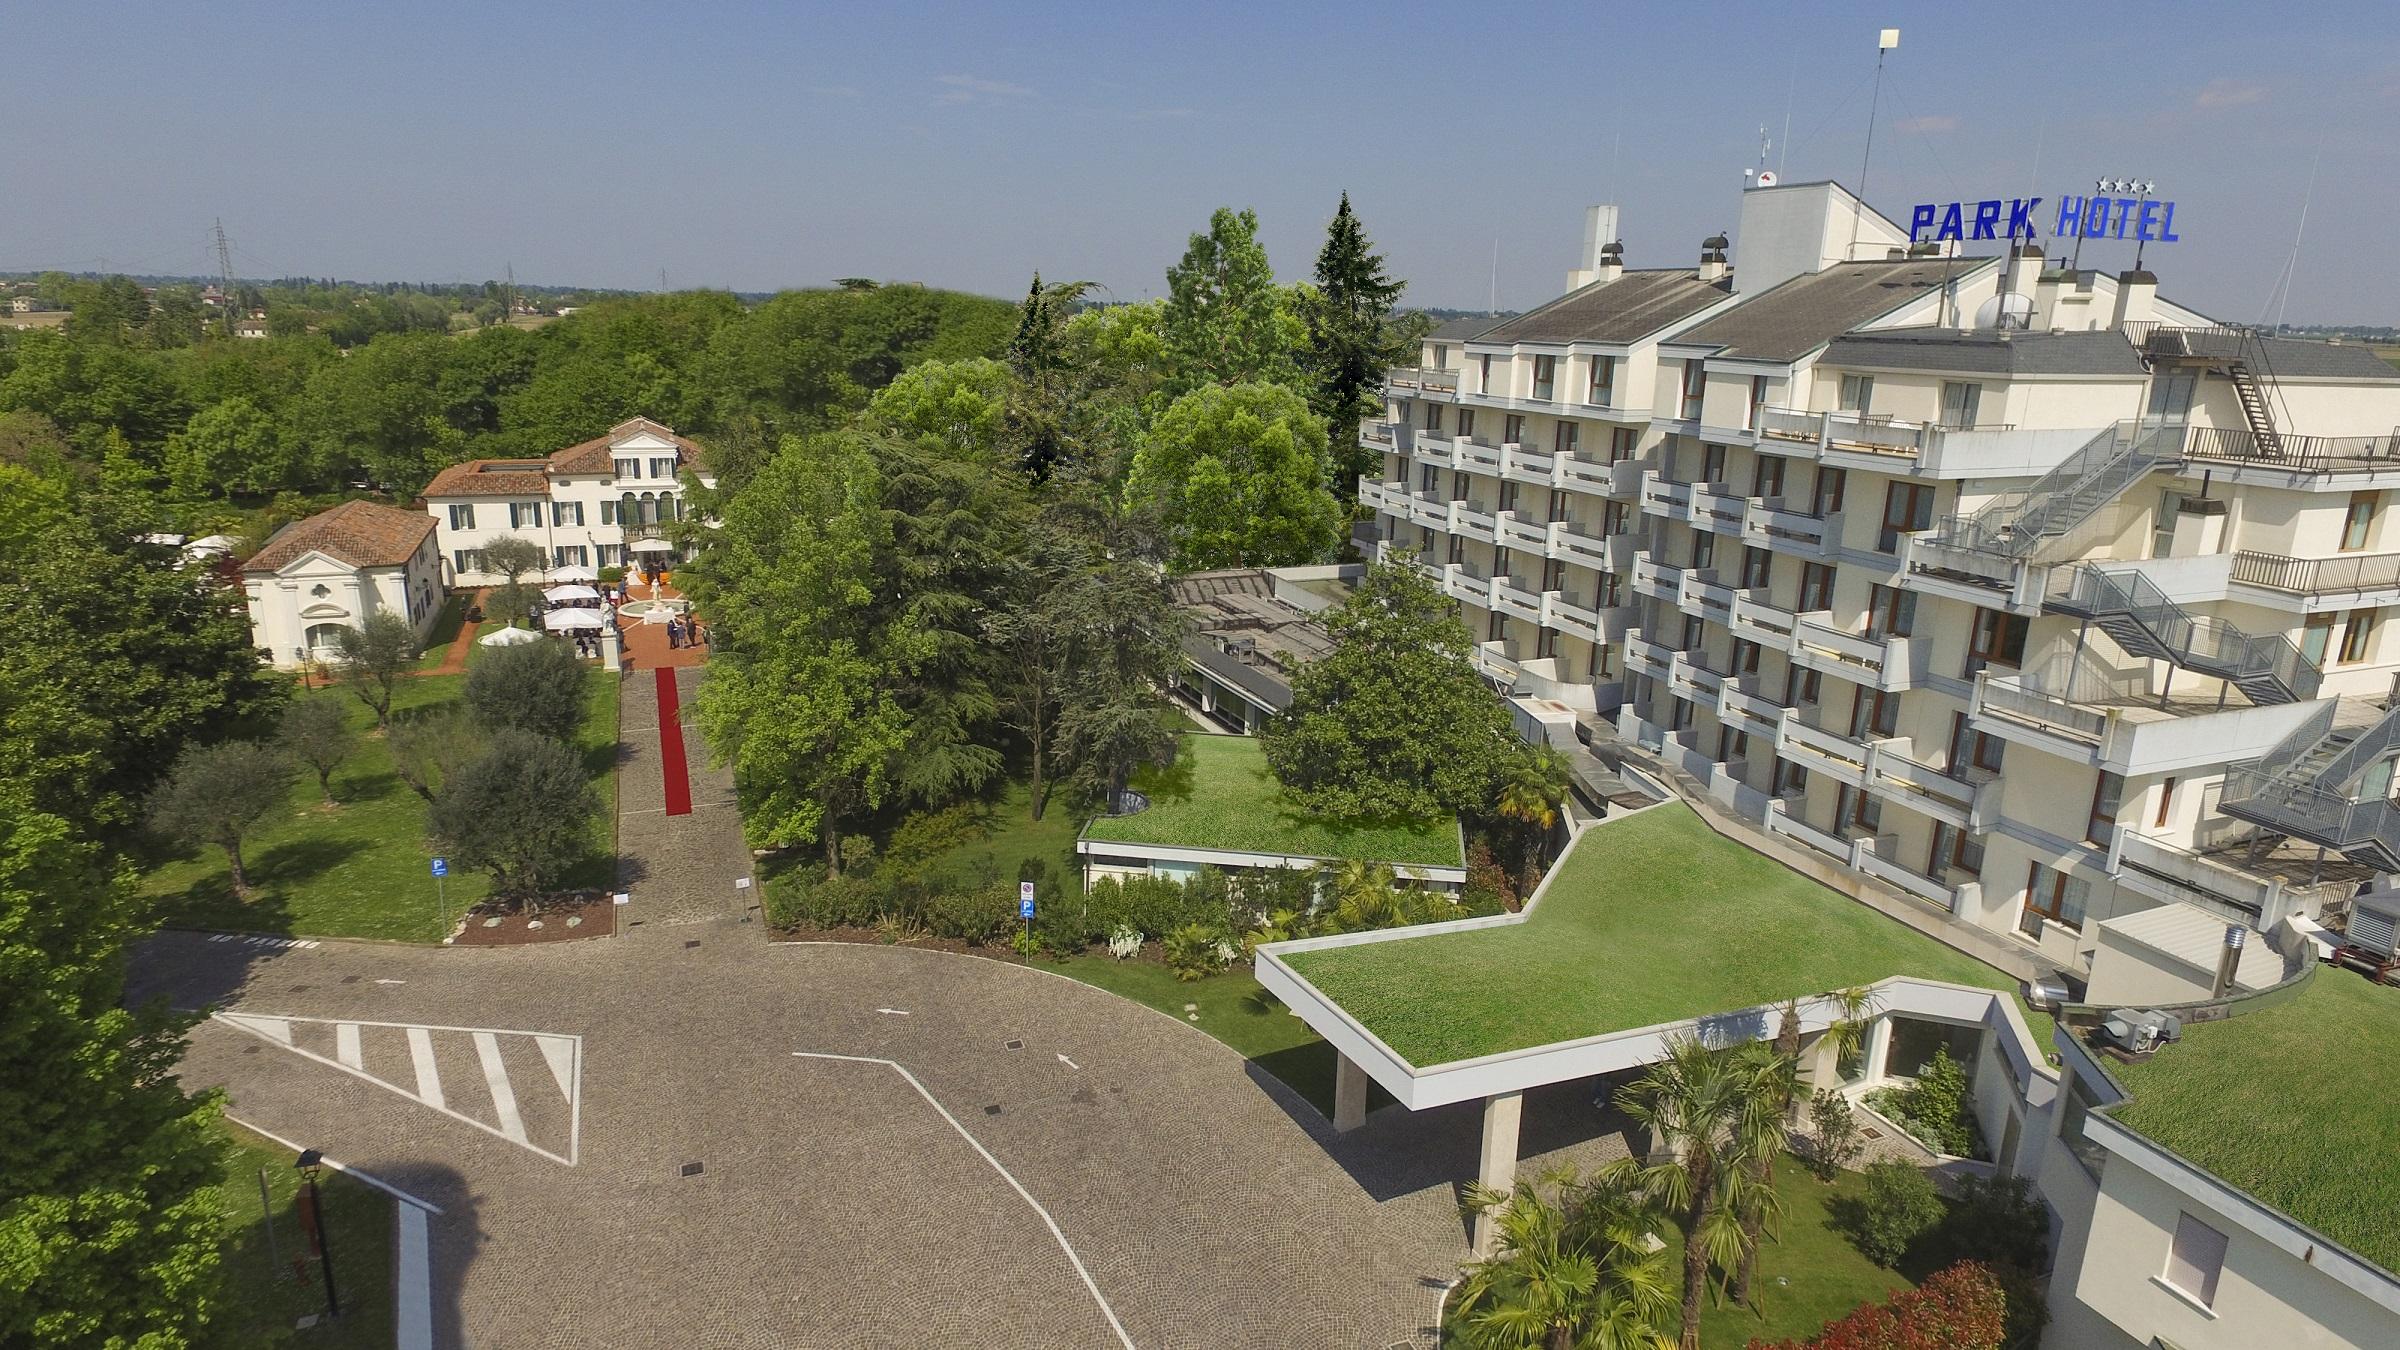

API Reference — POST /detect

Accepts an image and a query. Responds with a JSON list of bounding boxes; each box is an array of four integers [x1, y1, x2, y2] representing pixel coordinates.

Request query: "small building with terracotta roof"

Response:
[[421, 416, 715, 585], [241, 500, 444, 668]]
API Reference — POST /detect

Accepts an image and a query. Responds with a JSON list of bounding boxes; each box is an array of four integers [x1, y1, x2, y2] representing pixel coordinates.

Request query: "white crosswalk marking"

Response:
[[406, 1027, 445, 1110], [473, 1031, 529, 1145], [212, 1013, 580, 1165]]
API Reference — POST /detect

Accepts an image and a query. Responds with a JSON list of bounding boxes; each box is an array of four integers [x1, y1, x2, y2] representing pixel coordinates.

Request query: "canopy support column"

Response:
[[1333, 1053, 1370, 1133], [1472, 1090, 1524, 1256]]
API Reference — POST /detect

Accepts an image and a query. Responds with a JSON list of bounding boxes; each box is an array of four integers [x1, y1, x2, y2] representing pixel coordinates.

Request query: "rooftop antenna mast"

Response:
[[1848, 28, 1899, 261], [212, 218, 236, 295], [2266, 148, 2321, 331], [1488, 235, 1499, 315]]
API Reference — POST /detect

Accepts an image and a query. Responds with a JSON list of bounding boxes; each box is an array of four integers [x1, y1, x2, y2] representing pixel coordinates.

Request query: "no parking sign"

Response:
[[1019, 881, 1036, 920]]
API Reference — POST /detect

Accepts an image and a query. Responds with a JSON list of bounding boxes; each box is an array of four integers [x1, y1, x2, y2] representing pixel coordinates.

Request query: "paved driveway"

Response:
[[136, 927, 1471, 1349]]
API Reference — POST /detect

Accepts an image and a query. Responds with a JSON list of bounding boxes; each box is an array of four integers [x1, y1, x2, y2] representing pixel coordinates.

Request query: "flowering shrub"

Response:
[[1746, 1261, 2007, 1350], [1106, 924, 1144, 959]]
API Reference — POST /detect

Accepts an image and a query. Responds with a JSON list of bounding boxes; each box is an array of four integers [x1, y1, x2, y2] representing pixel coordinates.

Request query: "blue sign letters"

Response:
[[1909, 193, 2178, 246]]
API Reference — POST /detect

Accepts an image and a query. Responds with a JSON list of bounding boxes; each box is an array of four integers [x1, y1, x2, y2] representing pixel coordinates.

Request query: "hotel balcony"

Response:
[[1622, 627, 1674, 681], [2230, 549, 2400, 606], [1631, 554, 1682, 604], [1773, 713, 1873, 786], [1688, 484, 1749, 537], [1411, 432, 1455, 469], [1441, 559, 1492, 606], [1456, 440, 1503, 476], [1451, 501, 1498, 543], [1406, 489, 1451, 530], [1729, 588, 1801, 651], [1756, 406, 1828, 449], [1667, 651, 1727, 706], [1741, 499, 1842, 560], [1546, 520, 1613, 570], [1493, 574, 1546, 622], [1358, 479, 1406, 514], [1715, 675, 1791, 737], [1500, 442, 1555, 487], [1854, 846, 1985, 916], [1359, 419, 1398, 450], [1896, 532, 2044, 614], [1967, 661, 2327, 777], [1542, 591, 1602, 640], [1557, 454, 1615, 493], [1675, 568, 1737, 625], [1863, 741, 2001, 831], [1637, 470, 1692, 520], [1384, 366, 1460, 401], [1789, 614, 1931, 691], [1496, 512, 1550, 554]]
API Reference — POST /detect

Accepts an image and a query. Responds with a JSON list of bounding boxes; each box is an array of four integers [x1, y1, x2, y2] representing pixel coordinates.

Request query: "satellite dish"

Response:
[[1975, 291, 2036, 331], [1756, 170, 1778, 188]]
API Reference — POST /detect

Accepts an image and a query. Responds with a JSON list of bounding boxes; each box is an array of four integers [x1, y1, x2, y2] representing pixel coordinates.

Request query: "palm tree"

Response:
[[1327, 857, 1402, 932], [1454, 1168, 1677, 1350], [1496, 746, 1571, 834], [1730, 988, 1875, 1305]]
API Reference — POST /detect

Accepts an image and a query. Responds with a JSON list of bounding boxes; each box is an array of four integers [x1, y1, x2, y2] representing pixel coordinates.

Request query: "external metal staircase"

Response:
[[2222, 698, 2400, 871], [1929, 419, 2180, 562], [2140, 325, 2286, 459], [2044, 563, 2323, 705]]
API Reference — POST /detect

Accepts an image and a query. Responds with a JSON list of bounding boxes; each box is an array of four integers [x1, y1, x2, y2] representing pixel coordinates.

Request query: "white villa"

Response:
[[420, 416, 716, 585], [240, 500, 444, 668]]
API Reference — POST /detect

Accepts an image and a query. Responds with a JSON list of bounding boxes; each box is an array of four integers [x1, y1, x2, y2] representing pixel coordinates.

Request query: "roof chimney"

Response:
[[2112, 268, 2158, 330], [2006, 244, 2044, 299], [1699, 234, 1730, 284], [1595, 241, 1624, 286], [1566, 204, 1622, 289]]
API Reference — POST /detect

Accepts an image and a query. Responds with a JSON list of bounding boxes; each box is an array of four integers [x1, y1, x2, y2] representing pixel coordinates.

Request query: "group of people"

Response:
[[666, 614, 705, 649]]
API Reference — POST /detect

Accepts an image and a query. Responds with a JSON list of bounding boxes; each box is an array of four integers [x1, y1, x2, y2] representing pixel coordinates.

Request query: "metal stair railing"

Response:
[[2048, 563, 2324, 703], [1932, 420, 2176, 561]]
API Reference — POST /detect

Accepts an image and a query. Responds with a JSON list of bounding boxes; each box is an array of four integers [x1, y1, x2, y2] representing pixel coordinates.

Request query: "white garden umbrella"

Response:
[[627, 538, 674, 554], [549, 564, 599, 583], [544, 584, 602, 602], [543, 608, 605, 632], [479, 624, 543, 647]]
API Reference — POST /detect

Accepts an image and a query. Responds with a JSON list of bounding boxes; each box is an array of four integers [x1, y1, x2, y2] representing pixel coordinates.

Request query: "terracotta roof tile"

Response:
[[421, 459, 553, 497], [546, 416, 704, 476], [243, 500, 435, 574]]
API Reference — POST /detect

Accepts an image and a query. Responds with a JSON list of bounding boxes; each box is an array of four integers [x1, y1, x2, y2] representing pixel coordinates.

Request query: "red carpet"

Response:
[[654, 667, 693, 816]]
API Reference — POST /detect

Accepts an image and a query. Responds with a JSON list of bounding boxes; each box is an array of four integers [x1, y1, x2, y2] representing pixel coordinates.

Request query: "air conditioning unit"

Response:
[[2346, 890, 2400, 961], [2100, 1009, 2183, 1055]]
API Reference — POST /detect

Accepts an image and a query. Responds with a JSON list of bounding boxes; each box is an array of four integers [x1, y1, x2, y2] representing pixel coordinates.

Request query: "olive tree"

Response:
[[428, 728, 597, 908], [145, 740, 296, 899], [332, 611, 422, 730]]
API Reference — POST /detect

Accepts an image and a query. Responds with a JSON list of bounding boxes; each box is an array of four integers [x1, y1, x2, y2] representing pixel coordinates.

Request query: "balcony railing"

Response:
[[2231, 549, 2400, 595], [1689, 483, 1749, 534], [1639, 472, 1693, 517], [1501, 444, 1556, 484], [1361, 419, 1397, 446], [1757, 407, 1825, 442], [2184, 425, 2400, 474], [1386, 366, 1461, 395]]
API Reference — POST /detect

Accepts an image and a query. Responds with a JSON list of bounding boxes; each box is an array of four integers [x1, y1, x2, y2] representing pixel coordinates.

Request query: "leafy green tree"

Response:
[[867, 356, 1011, 460], [984, 521, 1084, 820], [1162, 207, 1298, 389], [480, 534, 548, 624], [466, 636, 588, 743], [1454, 1167, 1676, 1350], [163, 395, 299, 496], [145, 739, 296, 899], [1263, 558, 1521, 820], [1003, 274, 1092, 478], [386, 707, 481, 806], [1303, 193, 1410, 498], [428, 727, 598, 906], [1045, 494, 1183, 811], [332, 611, 423, 730], [278, 693, 355, 805], [1125, 381, 1341, 569], [0, 786, 226, 1347]]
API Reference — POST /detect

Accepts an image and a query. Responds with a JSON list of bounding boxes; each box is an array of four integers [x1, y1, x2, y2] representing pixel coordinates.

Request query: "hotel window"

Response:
[[1596, 571, 1622, 607], [1967, 606, 2029, 675], [1532, 355, 1557, 400], [1731, 638, 1761, 674], [2301, 612, 2336, 665], [2086, 771, 2125, 848], [1784, 666, 1822, 708], [1747, 375, 1769, 429], [1948, 712, 2004, 774], [2151, 489, 2185, 559], [2342, 491, 2379, 551], [1488, 611, 1506, 642], [1452, 470, 1469, 499], [1609, 427, 1639, 462], [2020, 862, 2090, 936], [1679, 615, 1705, 650], [552, 501, 585, 527], [2154, 777, 2178, 828], [1838, 374, 1874, 414], [1548, 489, 1570, 521], [1700, 443, 1728, 486], [1691, 531, 1715, 571], [2341, 608, 2380, 663], [1498, 481, 1519, 514], [1479, 354, 1493, 393], [1751, 455, 1786, 500], [1588, 355, 1616, 406], [1553, 422, 1579, 455], [1602, 500, 1630, 535], [1865, 584, 1916, 638], [1717, 726, 1750, 762], [1447, 534, 1465, 565], [1594, 644, 1615, 677], [1537, 627, 1559, 660], [1929, 822, 1985, 878], [1422, 402, 1444, 432], [1504, 414, 1526, 445], [2164, 1213, 2229, 1309], [1772, 756, 1809, 796], [1680, 362, 1706, 419], [1938, 380, 1982, 428], [1540, 558, 1565, 592], [1798, 562, 1835, 612], [447, 504, 476, 530], [1811, 466, 1847, 516], [1835, 784, 1882, 834], [1456, 408, 1476, 441], [614, 457, 641, 479], [649, 456, 677, 478], [1741, 546, 1773, 589], [1850, 688, 1898, 739], [1878, 482, 1935, 552], [1670, 697, 1694, 732]]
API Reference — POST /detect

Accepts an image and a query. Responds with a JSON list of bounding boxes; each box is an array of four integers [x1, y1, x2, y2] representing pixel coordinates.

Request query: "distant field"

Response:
[[2374, 345, 2400, 372]]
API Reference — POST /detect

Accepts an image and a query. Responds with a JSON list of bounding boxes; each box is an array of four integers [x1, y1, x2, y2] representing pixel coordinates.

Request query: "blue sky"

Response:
[[5, 1, 2397, 322]]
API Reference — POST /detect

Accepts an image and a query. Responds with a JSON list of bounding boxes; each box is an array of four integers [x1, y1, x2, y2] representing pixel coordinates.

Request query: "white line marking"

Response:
[[537, 1035, 576, 1100], [1056, 1053, 1079, 1070], [395, 1204, 432, 1350], [875, 1008, 911, 1016], [473, 1032, 528, 1145], [213, 1014, 576, 1165], [221, 1013, 292, 1044], [222, 1012, 572, 1038], [406, 1028, 445, 1110], [219, 1114, 444, 1214], [792, 1051, 1136, 1349], [335, 1023, 362, 1070], [374, 978, 407, 985]]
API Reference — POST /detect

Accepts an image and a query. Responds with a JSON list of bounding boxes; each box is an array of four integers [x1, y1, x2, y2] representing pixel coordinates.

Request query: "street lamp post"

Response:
[[294, 1149, 341, 1319]]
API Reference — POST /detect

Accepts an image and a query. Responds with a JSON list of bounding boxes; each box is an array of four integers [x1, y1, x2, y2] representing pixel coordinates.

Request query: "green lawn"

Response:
[[1081, 733, 1463, 870], [141, 668, 620, 942], [1284, 804, 2037, 1067], [412, 594, 470, 669], [208, 1122, 393, 1348], [917, 776, 1088, 885], [1656, 1162, 1916, 1349], [1047, 954, 1357, 1115], [2107, 969, 2400, 1273]]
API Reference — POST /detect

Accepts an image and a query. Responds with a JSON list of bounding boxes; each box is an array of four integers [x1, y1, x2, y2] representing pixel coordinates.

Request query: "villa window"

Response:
[[552, 501, 585, 527], [447, 504, 476, 530], [2342, 491, 2379, 552], [2165, 1213, 2229, 1309], [598, 544, 623, 565], [649, 457, 677, 478], [601, 500, 617, 525], [553, 545, 589, 567], [453, 549, 483, 575], [1588, 356, 1616, 406], [614, 457, 641, 479]]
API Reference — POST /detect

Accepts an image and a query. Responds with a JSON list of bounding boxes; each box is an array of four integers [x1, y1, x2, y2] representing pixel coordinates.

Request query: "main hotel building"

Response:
[[1364, 180, 2400, 978]]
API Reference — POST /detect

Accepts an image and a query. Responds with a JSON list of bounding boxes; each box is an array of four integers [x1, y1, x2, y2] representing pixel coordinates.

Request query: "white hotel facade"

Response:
[[1368, 180, 2400, 975]]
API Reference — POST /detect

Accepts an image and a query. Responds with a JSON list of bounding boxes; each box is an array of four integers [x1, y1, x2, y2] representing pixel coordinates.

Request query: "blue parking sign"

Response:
[[431, 857, 448, 878], [1020, 897, 1036, 920]]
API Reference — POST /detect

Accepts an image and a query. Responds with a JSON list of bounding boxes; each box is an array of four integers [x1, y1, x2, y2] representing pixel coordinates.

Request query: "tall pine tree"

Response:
[[1302, 193, 1408, 501]]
